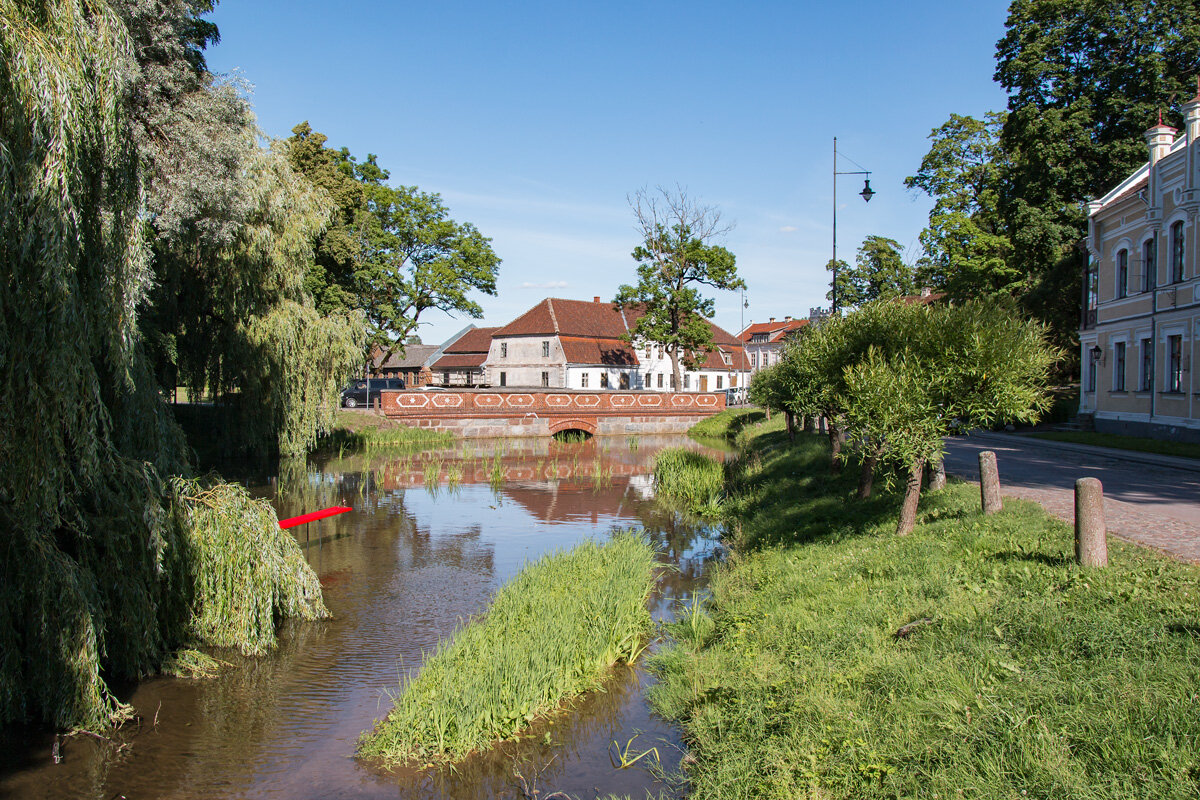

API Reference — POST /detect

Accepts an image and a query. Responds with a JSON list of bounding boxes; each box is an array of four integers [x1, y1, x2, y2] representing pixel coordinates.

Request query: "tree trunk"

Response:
[[896, 458, 926, 536], [925, 458, 946, 491], [670, 350, 682, 393], [857, 452, 878, 499], [829, 425, 843, 473], [785, 411, 795, 442]]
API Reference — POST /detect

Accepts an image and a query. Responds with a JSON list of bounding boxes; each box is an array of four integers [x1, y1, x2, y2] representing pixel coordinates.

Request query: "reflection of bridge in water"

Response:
[[381, 389, 725, 438]]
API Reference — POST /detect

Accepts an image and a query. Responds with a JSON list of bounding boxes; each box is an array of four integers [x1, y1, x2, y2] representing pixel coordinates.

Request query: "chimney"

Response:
[[593, 296, 600, 303], [920, 286, 932, 298], [784, 315, 792, 322], [1184, 77, 1200, 144], [769, 316, 775, 323], [1146, 109, 1178, 167]]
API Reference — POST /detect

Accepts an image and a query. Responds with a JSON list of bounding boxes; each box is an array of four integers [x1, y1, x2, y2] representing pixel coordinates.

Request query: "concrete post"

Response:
[[979, 450, 1002, 514], [926, 458, 946, 491], [1074, 477, 1108, 567]]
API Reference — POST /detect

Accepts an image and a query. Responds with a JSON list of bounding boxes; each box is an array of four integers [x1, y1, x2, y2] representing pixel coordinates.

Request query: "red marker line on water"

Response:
[[278, 506, 353, 530]]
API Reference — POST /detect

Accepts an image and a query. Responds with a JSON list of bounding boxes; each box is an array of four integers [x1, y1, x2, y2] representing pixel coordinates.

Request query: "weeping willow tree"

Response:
[[0, 0, 329, 731]]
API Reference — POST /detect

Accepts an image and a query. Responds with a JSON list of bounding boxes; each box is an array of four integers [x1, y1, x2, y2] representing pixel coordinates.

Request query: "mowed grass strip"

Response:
[[649, 425, 1200, 800], [359, 532, 657, 764]]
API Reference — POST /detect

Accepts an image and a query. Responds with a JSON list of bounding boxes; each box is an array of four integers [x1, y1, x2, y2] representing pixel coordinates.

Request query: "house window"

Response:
[[619, 373, 630, 389], [1113, 341, 1126, 391], [1141, 338, 1154, 391], [501, 342, 507, 358], [684, 373, 691, 390], [657, 346, 663, 358], [601, 373, 609, 389], [1087, 350, 1097, 392], [1117, 249, 1128, 298], [541, 371, 550, 387], [1169, 335, 1183, 392], [443, 371, 451, 385], [644, 345, 651, 358], [581, 372, 589, 388], [1143, 238, 1157, 292], [1172, 221, 1185, 283], [717, 376, 724, 389], [721, 351, 731, 365], [542, 340, 550, 358], [751, 352, 758, 368], [657, 373, 663, 388]]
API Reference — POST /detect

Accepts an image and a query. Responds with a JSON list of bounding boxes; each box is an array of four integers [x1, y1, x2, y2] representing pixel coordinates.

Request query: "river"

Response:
[[0, 434, 725, 800]]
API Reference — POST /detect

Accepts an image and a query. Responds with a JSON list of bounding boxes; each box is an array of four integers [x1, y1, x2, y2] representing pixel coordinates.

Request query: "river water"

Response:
[[0, 434, 724, 800]]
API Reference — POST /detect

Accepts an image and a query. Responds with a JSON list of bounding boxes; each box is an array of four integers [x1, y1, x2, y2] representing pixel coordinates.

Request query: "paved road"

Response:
[[942, 433, 1200, 563]]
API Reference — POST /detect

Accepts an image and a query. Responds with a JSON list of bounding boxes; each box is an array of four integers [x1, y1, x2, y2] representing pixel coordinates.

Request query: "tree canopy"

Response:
[[828, 235, 917, 308], [614, 187, 744, 390]]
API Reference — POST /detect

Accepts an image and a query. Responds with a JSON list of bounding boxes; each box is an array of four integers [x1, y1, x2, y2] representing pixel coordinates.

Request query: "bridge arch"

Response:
[[548, 417, 597, 437]]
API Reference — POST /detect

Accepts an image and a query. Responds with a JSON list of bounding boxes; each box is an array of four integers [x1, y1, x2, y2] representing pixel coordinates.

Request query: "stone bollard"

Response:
[[979, 450, 1002, 514], [1074, 477, 1108, 567], [926, 458, 946, 491]]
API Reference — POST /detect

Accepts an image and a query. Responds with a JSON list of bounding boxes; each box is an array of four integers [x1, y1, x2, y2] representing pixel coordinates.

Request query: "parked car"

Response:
[[341, 377, 405, 408]]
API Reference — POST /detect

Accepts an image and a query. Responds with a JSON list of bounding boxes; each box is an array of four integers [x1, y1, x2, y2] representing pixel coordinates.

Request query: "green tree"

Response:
[[842, 300, 1059, 534], [994, 0, 1200, 349], [830, 235, 916, 308], [905, 112, 1018, 298], [614, 187, 744, 390]]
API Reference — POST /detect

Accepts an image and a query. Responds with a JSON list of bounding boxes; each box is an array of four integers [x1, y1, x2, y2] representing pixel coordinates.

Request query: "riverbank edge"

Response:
[[647, 412, 1200, 799], [358, 532, 658, 765]]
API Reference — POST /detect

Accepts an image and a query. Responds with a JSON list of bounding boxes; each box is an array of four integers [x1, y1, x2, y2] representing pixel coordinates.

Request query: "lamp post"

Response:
[[832, 136, 875, 315]]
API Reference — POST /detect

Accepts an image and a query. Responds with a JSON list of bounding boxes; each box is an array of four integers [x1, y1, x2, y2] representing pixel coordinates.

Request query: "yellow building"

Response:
[[1083, 93, 1200, 442]]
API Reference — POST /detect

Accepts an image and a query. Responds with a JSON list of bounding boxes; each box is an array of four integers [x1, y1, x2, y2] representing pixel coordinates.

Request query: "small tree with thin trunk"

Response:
[[614, 186, 744, 390], [842, 299, 1059, 534]]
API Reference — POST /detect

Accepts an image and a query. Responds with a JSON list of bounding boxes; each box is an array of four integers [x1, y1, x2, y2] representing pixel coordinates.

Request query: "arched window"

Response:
[[1117, 249, 1128, 298], [1171, 220, 1185, 283]]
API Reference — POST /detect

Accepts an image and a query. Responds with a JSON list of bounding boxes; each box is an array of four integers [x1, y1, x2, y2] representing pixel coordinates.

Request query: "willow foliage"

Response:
[[0, 0, 330, 730]]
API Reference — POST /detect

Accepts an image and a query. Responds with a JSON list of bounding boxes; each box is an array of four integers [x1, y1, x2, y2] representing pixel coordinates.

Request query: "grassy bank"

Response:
[[313, 410, 454, 455], [359, 533, 657, 764], [649, 420, 1200, 799], [653, 448, 725, 515], [1028, 430, 1200, 461]]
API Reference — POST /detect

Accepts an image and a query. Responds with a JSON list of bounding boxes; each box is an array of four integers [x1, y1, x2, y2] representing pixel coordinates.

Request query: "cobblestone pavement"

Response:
[[942, 434, 1200, 564]]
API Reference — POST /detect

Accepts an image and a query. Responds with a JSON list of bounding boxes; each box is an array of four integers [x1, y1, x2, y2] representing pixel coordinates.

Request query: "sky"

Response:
[[206, 0, 1012, 345]]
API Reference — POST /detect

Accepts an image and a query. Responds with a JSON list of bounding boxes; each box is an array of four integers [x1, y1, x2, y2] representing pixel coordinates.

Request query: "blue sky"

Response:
[[207, 1, 1011, 345]]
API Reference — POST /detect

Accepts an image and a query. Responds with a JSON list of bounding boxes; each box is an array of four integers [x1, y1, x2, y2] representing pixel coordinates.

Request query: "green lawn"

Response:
[[1028, 430, 1200, 461], [648, 421, 1200, 799]]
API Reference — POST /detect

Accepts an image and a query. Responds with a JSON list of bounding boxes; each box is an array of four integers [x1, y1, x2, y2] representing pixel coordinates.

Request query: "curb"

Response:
[[962, 431, 1200, 474]]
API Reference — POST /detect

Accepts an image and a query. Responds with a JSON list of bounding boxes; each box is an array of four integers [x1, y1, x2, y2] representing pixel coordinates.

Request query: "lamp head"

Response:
[[860, 178, 875, 203]]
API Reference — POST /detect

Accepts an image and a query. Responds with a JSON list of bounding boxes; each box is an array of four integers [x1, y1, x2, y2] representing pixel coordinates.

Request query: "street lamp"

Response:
[[832, 137, 875, 314]]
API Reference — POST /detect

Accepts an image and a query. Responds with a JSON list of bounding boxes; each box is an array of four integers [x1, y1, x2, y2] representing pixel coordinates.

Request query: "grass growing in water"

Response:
[[653, 448, 725, 515], [648, 421, 1200, 799], [359, 532, 657, 764]]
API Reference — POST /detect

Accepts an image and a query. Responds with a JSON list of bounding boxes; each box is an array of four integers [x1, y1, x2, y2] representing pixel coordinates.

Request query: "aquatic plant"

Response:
[[652, 448, 724, 513], [359, 532, 657, 763]]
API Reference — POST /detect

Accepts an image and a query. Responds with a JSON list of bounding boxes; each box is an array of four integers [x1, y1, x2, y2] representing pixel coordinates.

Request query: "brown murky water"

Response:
[[0, 435, 724, 800]]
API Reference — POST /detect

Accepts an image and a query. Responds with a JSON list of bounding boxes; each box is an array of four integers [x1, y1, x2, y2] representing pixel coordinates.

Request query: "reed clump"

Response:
[[359, 532, 657, 764], [653, 448, 725, 513]]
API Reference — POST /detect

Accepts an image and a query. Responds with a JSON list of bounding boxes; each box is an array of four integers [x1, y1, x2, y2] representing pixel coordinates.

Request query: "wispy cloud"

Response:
[[779, 225, 798, 233], [519, 280, 569, 289]]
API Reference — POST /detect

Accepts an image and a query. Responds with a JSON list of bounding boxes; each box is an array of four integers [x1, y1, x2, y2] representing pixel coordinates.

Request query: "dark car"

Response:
[[341, 377, 405, 408]]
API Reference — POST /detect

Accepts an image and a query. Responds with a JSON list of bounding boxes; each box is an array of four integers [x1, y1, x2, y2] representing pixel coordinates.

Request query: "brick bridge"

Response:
[[380, 389, 725, 437]]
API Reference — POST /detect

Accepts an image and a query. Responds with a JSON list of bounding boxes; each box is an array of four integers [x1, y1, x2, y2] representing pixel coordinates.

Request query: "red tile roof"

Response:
[[896, 291, 948, 306], [560, 336, 639, 366], [739, 318, 808, 344], [432, 352, 487, 370], [442, 326, 498, 354], [494, 298, 633, 338]]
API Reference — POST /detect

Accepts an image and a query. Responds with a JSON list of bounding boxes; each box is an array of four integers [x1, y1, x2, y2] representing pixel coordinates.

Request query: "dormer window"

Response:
[[721, 350, 731, 365]]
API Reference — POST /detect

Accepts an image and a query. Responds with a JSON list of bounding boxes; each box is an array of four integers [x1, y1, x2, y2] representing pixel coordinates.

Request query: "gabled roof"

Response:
[[896, 290, 948, 306], [738, 318, 808, 344], [494, 298, 632, 338], [371, 344, 440, 370], [431, 326, 497, 371]]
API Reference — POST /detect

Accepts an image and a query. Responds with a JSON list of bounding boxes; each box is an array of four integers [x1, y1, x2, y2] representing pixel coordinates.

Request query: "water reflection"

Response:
[[0, 434, 726, 800]]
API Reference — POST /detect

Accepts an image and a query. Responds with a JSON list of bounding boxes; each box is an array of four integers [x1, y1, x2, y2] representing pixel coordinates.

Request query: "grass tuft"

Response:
[[359, 532, 658, 764]]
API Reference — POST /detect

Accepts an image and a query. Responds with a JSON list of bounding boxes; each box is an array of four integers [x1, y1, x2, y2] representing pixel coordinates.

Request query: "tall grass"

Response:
[[649, 429, 1200, 799], [653, 448, 725, 514], [359, 532, 658, 764]]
